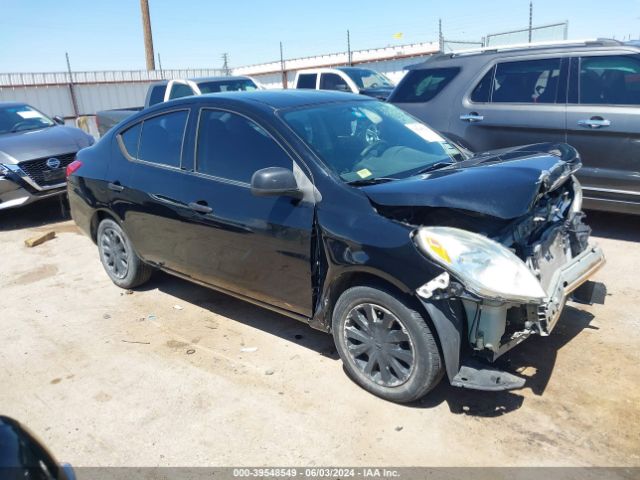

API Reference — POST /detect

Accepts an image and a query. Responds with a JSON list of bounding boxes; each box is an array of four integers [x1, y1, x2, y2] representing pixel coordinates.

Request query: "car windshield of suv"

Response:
[[198, 79, 258, 93], [0, 105, 55, 134], [282, 100, 465, 183], [338, 68, 394, 89]]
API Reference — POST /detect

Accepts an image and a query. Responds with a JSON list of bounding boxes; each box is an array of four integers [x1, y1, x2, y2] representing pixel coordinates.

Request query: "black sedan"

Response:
[[0, 102, 94, 210], [67, 90, 604, 403]]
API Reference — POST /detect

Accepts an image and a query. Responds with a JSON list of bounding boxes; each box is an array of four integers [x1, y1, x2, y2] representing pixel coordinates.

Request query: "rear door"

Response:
[[565, 53, 640, 207], [115, 108, 192, 272], [453, 56, 568, 152], [295, 73, 318, 90], [178, 106, 316, 316]]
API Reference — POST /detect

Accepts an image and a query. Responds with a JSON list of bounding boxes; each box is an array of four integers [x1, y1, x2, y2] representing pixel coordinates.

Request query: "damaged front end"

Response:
[[413, 176, 604, 391], [367, 146, 605, 391]]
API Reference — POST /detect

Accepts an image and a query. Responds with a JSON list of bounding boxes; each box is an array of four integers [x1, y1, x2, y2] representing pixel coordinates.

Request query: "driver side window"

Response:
[[195, 109, 293, 183]]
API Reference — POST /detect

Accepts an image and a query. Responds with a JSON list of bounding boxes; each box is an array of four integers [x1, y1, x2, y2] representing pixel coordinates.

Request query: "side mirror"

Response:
[[53, 116, 65, 125], [0, 416, 76, 479], [251, 167, 302, 199]]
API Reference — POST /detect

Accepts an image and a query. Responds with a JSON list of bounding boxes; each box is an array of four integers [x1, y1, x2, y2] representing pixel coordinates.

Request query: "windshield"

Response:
[[198, 79, 258, 93], [338, 68, 394, 89], [0, 105, 55, 134], [282, 100, 465, 182]]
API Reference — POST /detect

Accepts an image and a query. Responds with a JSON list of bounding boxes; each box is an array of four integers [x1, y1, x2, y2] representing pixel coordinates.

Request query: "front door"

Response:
[[565, 54, 640, 207], [453, 56, 568, 152], [178, 107, 315, 316]]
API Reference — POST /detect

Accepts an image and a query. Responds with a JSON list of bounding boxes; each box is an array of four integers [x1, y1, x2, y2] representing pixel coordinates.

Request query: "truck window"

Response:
[[492, 58, 561, 103], [148, 85, 167, 106], [390, 68, 460, 103], [296, 73, 317, 89], [169, 84, 196, 100], [320, 73, 351, 92], [577, 55, 640, 105], [470, 67, 495, 103], [138, 110, 189, 168]]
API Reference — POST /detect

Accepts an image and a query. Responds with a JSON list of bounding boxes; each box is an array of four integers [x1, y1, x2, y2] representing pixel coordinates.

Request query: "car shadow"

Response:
[[414, 305, 595, 416], [0, 196, 69, 232], [141, 271, 596, 416], [141, 271, 339, 359], [586, 209, 640, 242]]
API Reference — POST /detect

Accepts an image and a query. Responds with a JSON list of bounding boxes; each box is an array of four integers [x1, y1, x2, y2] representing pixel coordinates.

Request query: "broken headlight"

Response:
[[414, 226, 546, 303]]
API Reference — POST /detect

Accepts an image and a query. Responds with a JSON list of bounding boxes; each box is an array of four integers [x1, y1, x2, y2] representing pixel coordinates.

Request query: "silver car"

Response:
[[0, 102, 94, 210]]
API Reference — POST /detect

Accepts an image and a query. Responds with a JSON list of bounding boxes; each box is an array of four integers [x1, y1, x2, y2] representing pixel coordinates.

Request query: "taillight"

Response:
[[66, 160, 83, 178]]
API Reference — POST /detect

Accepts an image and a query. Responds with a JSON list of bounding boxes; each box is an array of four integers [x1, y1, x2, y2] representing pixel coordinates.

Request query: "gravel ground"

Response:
[[0, 198, 638, 467]]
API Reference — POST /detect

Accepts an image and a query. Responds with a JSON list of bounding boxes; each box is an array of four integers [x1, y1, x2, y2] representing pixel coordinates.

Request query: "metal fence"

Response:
[[485, 21, 569, 46]]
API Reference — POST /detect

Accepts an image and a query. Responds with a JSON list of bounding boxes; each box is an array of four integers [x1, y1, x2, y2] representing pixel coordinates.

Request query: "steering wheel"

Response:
[[10, 121, 33, 133]]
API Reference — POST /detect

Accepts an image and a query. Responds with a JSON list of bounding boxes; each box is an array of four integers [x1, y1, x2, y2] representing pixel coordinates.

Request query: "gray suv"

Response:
[[389, 39, 640, 215]]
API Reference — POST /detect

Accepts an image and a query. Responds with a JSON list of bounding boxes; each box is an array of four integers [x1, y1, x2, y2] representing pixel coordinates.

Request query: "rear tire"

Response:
[[97, 218, 152, 289], [332, 285, 443, 403]]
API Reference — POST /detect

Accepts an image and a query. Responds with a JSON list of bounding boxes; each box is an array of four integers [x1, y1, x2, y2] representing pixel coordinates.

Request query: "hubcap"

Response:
[[100, 227, 129, 279], [343, 303, 415, 387]]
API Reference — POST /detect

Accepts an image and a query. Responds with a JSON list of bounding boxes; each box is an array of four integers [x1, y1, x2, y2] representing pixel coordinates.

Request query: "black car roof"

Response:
[[195, 89, 367, 109]]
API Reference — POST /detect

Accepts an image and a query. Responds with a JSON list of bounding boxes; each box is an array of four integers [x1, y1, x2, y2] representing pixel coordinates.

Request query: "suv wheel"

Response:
[[332, 285, 443, 403], [97, 218, 153, 289]]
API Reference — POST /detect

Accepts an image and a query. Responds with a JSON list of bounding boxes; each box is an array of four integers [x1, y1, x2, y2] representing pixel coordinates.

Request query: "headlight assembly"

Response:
[[414, 226, 546, 303]]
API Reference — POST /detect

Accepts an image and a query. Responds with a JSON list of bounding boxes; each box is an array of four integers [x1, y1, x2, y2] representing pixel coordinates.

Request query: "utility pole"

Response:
[[528, 1, 533, 43], [347, 30, 352, 66], [157, 52, 163, 78], [65, 52, 79, 118], [438, 18, 444, 52], [140, 0, 155, 70], [221, 53, 230, 76], [280, 41, 287, 89]]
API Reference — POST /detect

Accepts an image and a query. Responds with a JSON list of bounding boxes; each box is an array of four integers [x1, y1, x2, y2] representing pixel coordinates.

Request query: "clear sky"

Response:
[[1, 0, 639, 73]]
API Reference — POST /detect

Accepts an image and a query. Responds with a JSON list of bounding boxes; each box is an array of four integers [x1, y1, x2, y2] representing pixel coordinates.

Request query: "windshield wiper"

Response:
[[417, 161, 456, 174], [346, 177, 396, 186]]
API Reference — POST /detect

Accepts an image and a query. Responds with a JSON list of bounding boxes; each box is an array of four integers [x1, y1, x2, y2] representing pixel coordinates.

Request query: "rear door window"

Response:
[[195, 109, 292, 183], [296, 73, 317, 89], [470, 67, 495, 103], [576, 55, 640, 105], [492, 58, 561, 103], [320, 73, 351, 92], [138, 110, 189, 168], [390, 68, 460, 103], [119, 122, 142, 158]]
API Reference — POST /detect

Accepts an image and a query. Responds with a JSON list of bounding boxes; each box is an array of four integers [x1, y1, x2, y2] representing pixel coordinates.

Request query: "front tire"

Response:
[[97, 218, 152, 289], [332, 285, 443, 403]]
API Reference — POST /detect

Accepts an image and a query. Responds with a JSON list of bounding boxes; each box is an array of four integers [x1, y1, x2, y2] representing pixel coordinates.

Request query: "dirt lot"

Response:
[[0, 198, 638, 467]]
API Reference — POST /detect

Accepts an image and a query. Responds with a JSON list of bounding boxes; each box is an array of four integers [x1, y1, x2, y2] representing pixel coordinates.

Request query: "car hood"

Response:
[[361, 143, 581, 220], [0, 126, 92, 164], [359, 87, 394, 100]]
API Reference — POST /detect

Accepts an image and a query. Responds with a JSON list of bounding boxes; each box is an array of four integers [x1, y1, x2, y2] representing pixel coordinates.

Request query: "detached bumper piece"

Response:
[[451, 359, 525, 391]]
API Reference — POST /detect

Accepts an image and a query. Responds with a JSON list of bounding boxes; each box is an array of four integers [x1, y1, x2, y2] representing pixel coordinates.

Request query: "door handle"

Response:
[[460, 113, 484, 123], [107, 182, 124, 192], [188, 201, 212, 214], [578, 117, 611, 129]]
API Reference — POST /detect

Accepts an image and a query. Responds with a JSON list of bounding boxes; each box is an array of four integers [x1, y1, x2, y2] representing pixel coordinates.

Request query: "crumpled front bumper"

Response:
[[537, 243, 605, 335]]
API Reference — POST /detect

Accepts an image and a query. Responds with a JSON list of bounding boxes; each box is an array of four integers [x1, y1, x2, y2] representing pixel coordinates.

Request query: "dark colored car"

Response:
[[0, 102, 94, 210], [67, 90, 604, 403], [389, 39, 640, 215], [0, 416, 76, 480]]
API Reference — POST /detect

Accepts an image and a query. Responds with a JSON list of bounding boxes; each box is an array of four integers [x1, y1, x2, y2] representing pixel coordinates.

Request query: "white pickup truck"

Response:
[[96, 76, 262, 136], [293, 67, 395, 100]]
